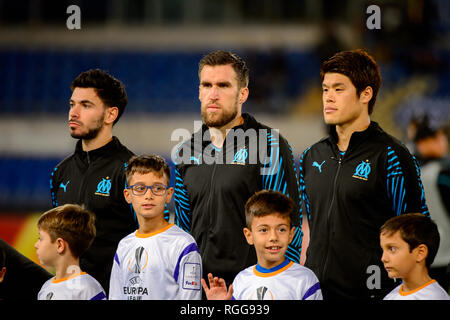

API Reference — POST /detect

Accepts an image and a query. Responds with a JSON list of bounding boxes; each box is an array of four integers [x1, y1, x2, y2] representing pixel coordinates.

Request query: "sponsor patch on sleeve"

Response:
[[182, 262, 201, 290]]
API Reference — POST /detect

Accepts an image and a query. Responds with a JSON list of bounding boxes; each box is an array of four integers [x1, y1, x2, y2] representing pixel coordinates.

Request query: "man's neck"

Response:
[[335, 116, 370, 152], [209, 115, 244, 148], [81, 129, 113, 152]]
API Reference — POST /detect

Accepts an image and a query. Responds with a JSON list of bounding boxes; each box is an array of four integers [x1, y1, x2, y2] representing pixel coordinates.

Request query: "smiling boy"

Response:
[[109, 155, 202, 300], [380, 213, 449, 300], [202, 190, 321, 300]]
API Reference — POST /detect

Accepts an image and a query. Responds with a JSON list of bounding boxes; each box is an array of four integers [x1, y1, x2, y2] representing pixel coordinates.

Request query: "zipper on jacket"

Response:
[[320, 155, 342, 282], [202, 152, 218, 260], [77, 150, 91, 203]]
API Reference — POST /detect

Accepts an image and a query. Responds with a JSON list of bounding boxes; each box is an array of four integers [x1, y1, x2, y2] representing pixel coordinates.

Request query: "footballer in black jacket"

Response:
[[174, 113, 301, 286], [173, 51, 301, 286], [300, 122, 429, 299], [299, 49, 429, 300], [50, 69, 137, 294], [50, 137, 136, 293]]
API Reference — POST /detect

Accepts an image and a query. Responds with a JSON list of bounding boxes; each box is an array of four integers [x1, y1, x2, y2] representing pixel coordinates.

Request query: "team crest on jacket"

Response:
[[352, 160, 371, 181], [95, 176, 112, 196], [232, 147, 248, 165]]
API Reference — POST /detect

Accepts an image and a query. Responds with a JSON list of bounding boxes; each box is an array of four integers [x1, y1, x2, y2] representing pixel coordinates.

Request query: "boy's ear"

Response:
[[56, 238, 66, 254], [243, 227, 254, 245], [165, 187, 174, 204], [123, 188, 132, 204], [414, 244, 428, 264]]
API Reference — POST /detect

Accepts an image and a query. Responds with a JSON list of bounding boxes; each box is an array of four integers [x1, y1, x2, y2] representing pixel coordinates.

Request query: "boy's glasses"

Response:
[[127, 183, 169, 196]]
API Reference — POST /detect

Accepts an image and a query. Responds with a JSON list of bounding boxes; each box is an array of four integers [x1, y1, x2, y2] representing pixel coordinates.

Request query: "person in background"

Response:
[[410, 115, 450, 292]]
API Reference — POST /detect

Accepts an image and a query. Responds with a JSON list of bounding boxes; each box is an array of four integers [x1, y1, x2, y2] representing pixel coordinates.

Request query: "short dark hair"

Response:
[[198, 50, 249, 88], [70, 69, 127, 125], [245, 190, 294, 229], [380, 213, 439, 269], [126, 154, 171, 185], [37, 204, 96, 259], [320, 49, 382, 115]]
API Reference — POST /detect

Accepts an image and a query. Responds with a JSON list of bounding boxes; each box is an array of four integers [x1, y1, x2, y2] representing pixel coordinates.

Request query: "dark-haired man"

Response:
[[298, 49, 429, 300], [50, 69, 137, 293], [173, 51, 301, 286]]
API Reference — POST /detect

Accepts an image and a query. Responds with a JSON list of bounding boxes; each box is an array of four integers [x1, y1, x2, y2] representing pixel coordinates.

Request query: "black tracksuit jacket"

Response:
[[173, 113, 301, 285], [299, 122, 429, 300], [50, 137, 137, 293]]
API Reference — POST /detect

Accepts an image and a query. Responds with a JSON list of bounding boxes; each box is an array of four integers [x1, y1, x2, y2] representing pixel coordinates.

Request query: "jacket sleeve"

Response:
[[108, 251, 124, 300], [261, 130, 301, 263], [385, 146, 429, 217], [173, 165, 193, 232], [297, 147, 311, 258], [174, 243, 202, 300]]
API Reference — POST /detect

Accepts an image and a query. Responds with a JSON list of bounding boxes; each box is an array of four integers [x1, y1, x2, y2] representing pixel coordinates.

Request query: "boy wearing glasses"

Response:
[[109, 155, 202, 300]]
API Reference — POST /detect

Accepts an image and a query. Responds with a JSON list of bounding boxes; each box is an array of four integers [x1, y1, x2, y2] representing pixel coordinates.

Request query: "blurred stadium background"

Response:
[[0, 0, 449, 266]]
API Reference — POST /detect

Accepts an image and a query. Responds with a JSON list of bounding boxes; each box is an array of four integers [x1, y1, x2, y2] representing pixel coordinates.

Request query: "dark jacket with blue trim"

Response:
[[173, 113, 301, 285], [50, 136, 137, 293], [299, 122, 429, 300]]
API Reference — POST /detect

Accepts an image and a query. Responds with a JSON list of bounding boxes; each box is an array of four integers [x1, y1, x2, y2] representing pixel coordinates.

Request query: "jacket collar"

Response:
[[328, 121, 382, 152], [75, 136, 121, 161], [195, 112, 258, 148]]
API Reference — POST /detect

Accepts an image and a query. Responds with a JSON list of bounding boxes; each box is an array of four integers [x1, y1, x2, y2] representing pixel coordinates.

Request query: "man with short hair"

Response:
[[299, 49, 429, 300], [50, 69, 137, 294], [173, 50, 301, 286]]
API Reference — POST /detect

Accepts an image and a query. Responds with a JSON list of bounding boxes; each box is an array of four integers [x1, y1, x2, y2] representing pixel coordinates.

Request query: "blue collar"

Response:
[[255, 258, 290, 274]]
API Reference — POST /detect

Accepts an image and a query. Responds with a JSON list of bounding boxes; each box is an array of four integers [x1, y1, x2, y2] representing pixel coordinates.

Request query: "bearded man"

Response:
[[173, 51, 301, 286], [50, 69, 137, 294]]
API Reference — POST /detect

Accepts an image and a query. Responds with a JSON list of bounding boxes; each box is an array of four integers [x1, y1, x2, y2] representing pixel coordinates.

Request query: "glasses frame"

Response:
[[127, 183, 169, 196]]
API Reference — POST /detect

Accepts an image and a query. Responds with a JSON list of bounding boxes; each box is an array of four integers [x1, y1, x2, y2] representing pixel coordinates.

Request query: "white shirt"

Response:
[[232, 259, 322, 300], [109, 224, 202, 300], [38, 272, 106, 300], [383, 279, 450, 300]]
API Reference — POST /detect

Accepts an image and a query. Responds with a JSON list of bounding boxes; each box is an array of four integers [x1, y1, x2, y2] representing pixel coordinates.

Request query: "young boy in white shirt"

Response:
[[380, 213, 449, 300], [109, 154, 202, 300], [35, 204, 106, 300], [202, 190, 322, 300]]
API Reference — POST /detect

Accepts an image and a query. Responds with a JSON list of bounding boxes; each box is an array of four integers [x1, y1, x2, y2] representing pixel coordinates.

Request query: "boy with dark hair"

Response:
[[299, 49, 429, 299], [35, 204, 106, 300], [50, 69, 136, 294], [380, 213, 449, 299], [202, 190, 321, 300], [109, 155, 202, 300]]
